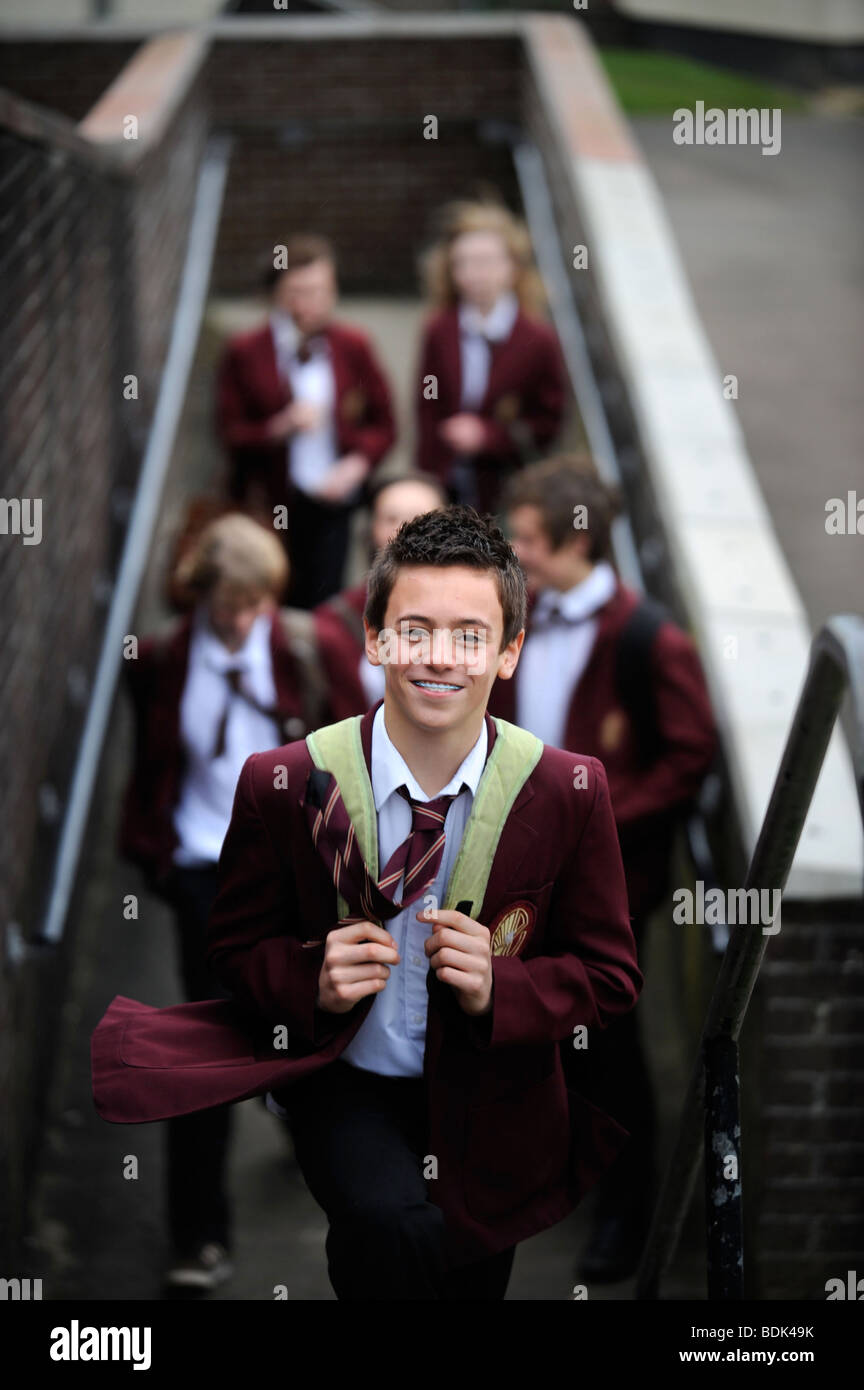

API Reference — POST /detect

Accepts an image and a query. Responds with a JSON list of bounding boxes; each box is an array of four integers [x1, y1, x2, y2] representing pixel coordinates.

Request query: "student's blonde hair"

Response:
[[420, 200, 545, 314], [173, 512, 289, 605]]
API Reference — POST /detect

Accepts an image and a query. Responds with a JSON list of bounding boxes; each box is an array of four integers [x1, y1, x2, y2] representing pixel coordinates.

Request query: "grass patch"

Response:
[[599, 48, 807, 116]]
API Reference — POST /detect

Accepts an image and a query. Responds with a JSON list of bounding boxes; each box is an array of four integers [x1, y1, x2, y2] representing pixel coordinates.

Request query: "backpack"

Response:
[[321, 591, 366, 649], [614, 595, 668, 766], [275, 606, 329, 737]]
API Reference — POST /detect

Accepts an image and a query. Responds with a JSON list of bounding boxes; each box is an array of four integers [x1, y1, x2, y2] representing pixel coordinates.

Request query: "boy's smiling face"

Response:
[[364, 564, 523, 735]]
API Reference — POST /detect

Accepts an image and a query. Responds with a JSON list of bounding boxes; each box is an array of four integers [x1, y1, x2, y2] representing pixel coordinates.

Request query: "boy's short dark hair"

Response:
[[262, 234, 336, 292], [503, 455, 622, 563], [364, 505, 526, 650]]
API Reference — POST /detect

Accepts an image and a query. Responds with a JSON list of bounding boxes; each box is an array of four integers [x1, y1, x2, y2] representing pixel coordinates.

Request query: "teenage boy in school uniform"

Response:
[[216, 234, 396, 609], [118, 512, 364, 1291], [92, 505, 642, 1299], [490, 457, 717, 1280]]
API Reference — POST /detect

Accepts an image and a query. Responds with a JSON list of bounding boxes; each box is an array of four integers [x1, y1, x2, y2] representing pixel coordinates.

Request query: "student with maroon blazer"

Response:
[[118, 513, 363, 1293], [415, 202, 566, 517], [315, 470, 449, 711], [215, 234, 396, 609], [489, 457, 718, 1282], [94, 506, 642, 1299]]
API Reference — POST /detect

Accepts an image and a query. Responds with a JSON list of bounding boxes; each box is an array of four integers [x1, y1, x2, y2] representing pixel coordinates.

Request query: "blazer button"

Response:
[[284, 716, 306, 740]]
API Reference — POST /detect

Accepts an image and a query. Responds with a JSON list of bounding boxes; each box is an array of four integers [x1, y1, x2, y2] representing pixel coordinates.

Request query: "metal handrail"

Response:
[[11, 135, 231, 957], [636, 613, 864, 1299]]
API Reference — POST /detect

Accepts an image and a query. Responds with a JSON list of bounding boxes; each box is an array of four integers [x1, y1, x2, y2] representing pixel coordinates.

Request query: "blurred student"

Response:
[[415, 201, 566, 516], [315, 470, 449, 708], [216, 235, 396, 609], [117, 513, 363, 1293], [490, 457, 717, 1281]]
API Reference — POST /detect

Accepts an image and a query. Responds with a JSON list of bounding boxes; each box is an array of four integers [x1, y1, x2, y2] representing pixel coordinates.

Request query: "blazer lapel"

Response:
[[561, 582, 628, 733], [262, 323, 292, 408], [324, 324, 348, 447], [442, 307, 462, 412], [479, 310, 523, 415]]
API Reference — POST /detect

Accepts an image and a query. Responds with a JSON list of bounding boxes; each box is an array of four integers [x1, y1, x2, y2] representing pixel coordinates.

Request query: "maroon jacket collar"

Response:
[[253, 319, 353, 406], [440, 302, 532, 414], [358, 696, 498, 772], [355, 697, 542, 823], [525, 578, 636, 635], [156, 608, 303, 706]]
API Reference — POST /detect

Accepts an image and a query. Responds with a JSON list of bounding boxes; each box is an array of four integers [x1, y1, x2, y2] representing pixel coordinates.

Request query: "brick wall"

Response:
[[752, 903, 864, 1298], [207, 35, 523, 294], [0, 43, 138, 123]]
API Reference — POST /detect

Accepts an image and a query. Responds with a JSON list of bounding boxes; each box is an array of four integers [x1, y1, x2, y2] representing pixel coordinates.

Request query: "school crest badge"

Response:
[[493, 393, 520, 423], [489, 902, 535, 957], [599, 709, 628, 754], [341, 387, 366, 423]]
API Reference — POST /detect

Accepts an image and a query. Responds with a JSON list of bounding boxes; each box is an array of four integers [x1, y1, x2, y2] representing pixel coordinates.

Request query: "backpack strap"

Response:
[[305, 714, 544, 922], [444, 718, 543, 918], [276, 606, 329, 737], [322, 592, 366, 649], [614, 595, 668, 766]]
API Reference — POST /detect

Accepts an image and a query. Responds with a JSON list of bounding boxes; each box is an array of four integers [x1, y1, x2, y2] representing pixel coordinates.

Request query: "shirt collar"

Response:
[[270, 311, 329, 360], [534, 560, 618, 624], [458, 290, 519, 343], [193, 604, 273, 674], [270, 310, 300, 352], [370, 702, 488, 811]]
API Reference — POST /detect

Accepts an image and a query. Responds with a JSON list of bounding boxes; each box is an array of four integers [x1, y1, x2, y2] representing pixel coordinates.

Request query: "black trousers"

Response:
[[163, 863, 233, 1256], [280, 1059, 516, 1300], [283, 484, 355, 610]]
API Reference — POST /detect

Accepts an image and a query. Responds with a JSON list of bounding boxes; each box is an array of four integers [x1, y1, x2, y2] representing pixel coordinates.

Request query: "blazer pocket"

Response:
[[486, 879, 555, 957], [462, 1063, 570, 1223]]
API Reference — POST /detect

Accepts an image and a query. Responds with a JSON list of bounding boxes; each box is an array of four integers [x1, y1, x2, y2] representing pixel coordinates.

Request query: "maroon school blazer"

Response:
[[118, 607, 366, 895], [415, 305, 566, 513], [216, 321, 396, 512], [93, 698, 641, 1262], [488, 582, 718, 917]]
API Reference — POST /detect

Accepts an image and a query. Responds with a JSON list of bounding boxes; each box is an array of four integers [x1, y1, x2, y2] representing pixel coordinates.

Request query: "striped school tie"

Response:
[[303, 770, 464, 926]]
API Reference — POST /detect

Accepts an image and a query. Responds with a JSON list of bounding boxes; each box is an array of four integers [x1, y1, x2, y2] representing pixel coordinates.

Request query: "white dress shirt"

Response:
[[338, 702, 489, 1077], [458, 290, 519, 411], [269, 311, 338, 496], [172, 607, 281, 866], [515, 561, 618, 750]]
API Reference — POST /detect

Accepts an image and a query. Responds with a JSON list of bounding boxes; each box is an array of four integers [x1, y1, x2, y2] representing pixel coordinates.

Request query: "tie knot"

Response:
[[224, 666, 246, 693], [295, 333, 325, 364], [532, 603, 592, 632], [397, 784, 464, 830]]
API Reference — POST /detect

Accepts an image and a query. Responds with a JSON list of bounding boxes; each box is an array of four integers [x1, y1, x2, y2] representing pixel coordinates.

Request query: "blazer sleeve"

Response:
[[466, 758, 642, 1050], [116, 640, 167, 881], [348, 337, 396, 470], [215, 341, 279, 450], [613, 624, 718, 826], [205, 753, 344, 1047], [478, 327, 567, 459]]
